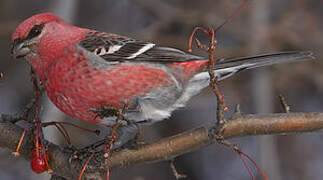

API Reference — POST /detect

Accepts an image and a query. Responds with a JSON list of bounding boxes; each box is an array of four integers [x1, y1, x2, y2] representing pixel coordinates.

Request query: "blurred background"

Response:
[[0, 0, 322, 179]]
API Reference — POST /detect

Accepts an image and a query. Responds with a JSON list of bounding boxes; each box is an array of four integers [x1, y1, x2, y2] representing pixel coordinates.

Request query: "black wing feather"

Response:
[[79, 31, 204, 62]]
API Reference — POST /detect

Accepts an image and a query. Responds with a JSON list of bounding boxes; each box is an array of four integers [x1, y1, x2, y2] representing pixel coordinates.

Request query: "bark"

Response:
[[1, 112, 323, 179]]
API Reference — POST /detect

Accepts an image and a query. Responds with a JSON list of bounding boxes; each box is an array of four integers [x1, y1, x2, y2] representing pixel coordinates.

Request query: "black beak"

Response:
[[11, 39, 31, 59]]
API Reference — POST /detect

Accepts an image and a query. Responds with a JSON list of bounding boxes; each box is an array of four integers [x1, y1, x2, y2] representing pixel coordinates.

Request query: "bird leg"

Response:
[[90, 106, 122, 120], [74, 104, 139, 155], [77, 104, 139, 180]]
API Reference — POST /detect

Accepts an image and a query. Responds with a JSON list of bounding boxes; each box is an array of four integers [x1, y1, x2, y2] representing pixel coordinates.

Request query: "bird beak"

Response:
[[11, 39, 31, 59]]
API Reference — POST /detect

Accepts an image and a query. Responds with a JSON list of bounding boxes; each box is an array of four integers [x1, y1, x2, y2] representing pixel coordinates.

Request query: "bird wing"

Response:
[[79, 31, 203, 63]]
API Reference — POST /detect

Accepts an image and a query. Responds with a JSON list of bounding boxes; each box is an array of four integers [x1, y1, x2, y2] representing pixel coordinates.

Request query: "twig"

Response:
[[187, 27, 228, 125], [279, 94, 291, 113], [78, 151, 96, 180], [0, 72, 3, 88], [42, 121, 100, 136], [234, 104, 242, 116], [170, 159, 187, 179]]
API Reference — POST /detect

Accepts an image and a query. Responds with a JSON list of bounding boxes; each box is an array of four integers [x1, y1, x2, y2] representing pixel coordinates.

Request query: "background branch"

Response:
[[0, 112, 322, 179]]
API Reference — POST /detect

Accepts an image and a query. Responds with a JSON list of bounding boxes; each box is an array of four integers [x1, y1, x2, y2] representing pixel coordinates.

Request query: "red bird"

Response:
[[11, 13, 313, 146]]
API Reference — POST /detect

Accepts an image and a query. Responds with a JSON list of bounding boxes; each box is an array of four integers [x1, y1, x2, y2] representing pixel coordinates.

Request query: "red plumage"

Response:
[[11, 13, 313, 126]]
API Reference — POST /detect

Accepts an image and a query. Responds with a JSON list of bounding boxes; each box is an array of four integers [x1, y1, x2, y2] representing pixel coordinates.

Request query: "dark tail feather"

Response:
[[212, 51, 314, 80], [214, 51, 314, 70]]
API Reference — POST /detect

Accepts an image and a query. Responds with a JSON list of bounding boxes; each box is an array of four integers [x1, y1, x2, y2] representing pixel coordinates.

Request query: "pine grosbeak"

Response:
[[11, 13, 313, 146]]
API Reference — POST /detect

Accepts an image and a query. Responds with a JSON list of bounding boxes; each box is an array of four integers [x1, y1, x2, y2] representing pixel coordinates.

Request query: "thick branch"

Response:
[[0, 112, 322, 179]]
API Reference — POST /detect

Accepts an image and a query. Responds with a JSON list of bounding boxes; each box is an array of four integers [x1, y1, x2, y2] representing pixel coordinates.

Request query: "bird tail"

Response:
[[212, 51, 314, 80], [176, 51, 314, 110]]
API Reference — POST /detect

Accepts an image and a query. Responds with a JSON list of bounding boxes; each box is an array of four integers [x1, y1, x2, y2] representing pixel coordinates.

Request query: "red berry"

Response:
[[30, 148, 48, 174], [110, 135, 117, 140]]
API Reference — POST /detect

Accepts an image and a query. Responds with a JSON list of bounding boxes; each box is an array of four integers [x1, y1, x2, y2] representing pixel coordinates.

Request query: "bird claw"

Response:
[[90, 105, 138, 121], [69, 139, 105, 163], [90, 106, 122, 119]]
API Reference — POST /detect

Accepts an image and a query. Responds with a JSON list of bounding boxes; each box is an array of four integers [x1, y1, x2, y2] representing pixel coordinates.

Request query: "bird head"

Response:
[[10, 13, 63, 59], [10, 13, 88, 79]]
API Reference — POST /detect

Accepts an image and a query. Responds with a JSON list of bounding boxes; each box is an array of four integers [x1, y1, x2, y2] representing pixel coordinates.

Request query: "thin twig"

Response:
[[170, 159, 187, 179], [234, 104, 242, 116], [0, 72, 3, 88], [42, 121, 100, 136], [279, 94, 291, 113]]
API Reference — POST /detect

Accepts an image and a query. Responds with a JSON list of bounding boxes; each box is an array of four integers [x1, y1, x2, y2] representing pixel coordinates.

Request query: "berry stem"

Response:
[[12, 120, 28, 156]]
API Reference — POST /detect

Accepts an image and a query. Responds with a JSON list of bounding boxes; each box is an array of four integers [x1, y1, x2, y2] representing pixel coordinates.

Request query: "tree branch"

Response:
[[1, 112, 323, 179]]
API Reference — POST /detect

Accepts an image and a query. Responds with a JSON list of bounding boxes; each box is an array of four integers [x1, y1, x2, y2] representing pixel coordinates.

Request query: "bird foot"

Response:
[[90, 106, 123, 119], [70, 123, 140, 161], [69, 140, 105, 161]]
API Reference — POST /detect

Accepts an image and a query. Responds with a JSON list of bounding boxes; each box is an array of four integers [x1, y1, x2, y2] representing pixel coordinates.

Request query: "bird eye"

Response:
[[27, 24, 44, 39]]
